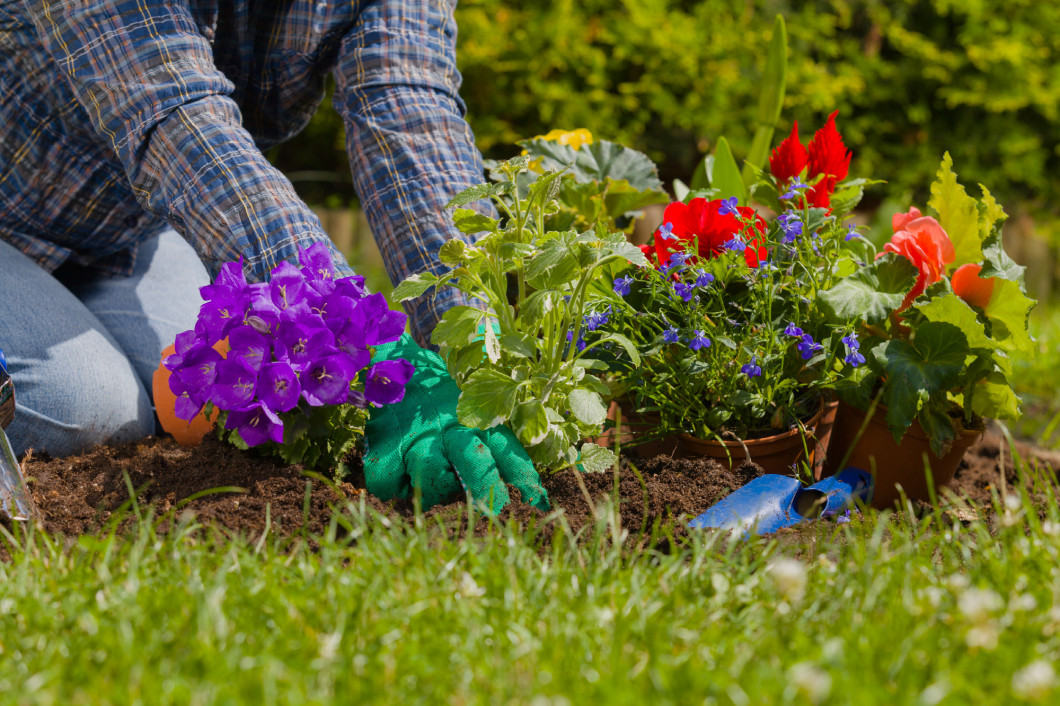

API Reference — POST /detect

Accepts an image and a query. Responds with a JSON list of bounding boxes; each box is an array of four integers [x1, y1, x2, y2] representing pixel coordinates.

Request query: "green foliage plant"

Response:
[[392, 156, 650, 472], [821, 154, 1037, 456]]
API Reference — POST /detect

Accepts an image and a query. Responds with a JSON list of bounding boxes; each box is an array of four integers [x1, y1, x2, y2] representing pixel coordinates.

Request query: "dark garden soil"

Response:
[[9, 424, 1059, 546]]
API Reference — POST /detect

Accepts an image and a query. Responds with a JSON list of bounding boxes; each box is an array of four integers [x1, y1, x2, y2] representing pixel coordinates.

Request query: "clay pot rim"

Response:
[[678, 397, 827, 449]]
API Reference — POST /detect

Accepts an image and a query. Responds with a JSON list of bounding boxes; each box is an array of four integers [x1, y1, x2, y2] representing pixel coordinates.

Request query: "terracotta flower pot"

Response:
[[820, 399, 982, 509], [596, 399, 681, 458], [152, 340, 227, 447], [677, 401, 827, 476]]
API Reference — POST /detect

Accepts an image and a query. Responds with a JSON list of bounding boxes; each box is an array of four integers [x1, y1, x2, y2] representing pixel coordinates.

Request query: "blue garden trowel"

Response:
[[0, 346, 40, 522], [688, 467, 874, 536]]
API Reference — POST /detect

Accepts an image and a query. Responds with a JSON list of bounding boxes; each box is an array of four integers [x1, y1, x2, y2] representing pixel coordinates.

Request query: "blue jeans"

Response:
[[0, 231, 210, 457]]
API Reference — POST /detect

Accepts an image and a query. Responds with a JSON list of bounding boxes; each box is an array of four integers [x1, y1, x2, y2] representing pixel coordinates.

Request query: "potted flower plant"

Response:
[[598, 113, 874, 476], [818, 154, 1036, 506]]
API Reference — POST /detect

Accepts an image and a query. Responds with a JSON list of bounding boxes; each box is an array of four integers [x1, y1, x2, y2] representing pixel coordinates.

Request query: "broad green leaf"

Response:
[[456, 368, 520, 430], [927, 152, 981, 269], [979, 231, 1025, 285], [520, 139, 663, 192], [874, 322, 970, 443], [446, 182, 508, 209], [970, 371, 1021, 420], [690, 154, 713, 191], [917, 402, 959, 458], [819, 254, 917, 324], [984, 278, 1036, 354], [600, 233, 650, 268], [392, 272, 440, 302], [520, 290, 563, 326], [431, 306, 484, 350], [977, 184, 1008, 239], [568, 388, 608, 426], [483, 321, 501, 363], [672, 178, 690, 202], [498, 331, 536, 359], [742, 15, 787, 185], [511, 399, 549, 446], [710, 137, 747, 205], [451, 209, 498, 235], [914, 293, 995, 350], [578, 442, 616, 474], [438, 238, 469, 266], [525, 236, 581, 289], [602, 179, 669, 220], [443, 341, 485, 384], [526, 168, 569, 211]]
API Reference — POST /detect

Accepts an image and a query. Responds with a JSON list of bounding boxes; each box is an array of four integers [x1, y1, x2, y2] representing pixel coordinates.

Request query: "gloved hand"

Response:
[[364, 334, 549, 514]]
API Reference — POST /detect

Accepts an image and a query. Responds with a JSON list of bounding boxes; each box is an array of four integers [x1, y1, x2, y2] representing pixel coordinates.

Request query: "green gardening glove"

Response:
[[364, 334, 549, 514]]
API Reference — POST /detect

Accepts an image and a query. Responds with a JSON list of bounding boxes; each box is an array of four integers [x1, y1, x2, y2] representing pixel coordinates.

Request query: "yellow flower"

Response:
[[537, 128, 594, 150]]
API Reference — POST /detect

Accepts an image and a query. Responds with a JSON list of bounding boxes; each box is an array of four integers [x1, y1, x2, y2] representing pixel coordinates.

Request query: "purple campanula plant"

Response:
[[163, 242, 411, 474]]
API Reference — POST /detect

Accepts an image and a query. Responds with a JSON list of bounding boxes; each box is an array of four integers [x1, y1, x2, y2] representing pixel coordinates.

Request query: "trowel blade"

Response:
[[0, 426, 38, 523]]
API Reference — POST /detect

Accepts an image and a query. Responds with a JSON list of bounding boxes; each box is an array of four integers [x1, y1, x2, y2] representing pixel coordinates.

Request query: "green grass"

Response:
[[2, 454, 1059, 705]]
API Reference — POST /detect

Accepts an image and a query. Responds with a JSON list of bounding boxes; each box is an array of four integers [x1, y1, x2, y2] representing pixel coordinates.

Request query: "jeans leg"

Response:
[[58, 229, 211, 392], [0, 239, 153, 457]]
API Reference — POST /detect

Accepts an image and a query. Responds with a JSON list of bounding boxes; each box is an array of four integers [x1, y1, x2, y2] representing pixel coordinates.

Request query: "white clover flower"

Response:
[[1005, 494, 1023, 512], [455, 572, 486, 599], [1042, 520, 1060, 537], [1012, 659, 1057, 702], [787, 662, 833, 705], [959, 588, 1003, 624], [965, 624, 1000, 651], [1010, 593, 1039, 613], [768, 558, 808, 603]]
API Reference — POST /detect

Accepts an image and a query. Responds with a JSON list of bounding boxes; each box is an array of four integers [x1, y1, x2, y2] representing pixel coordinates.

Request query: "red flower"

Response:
[[892, 207, 923, 233], [951, 263, 996, 309], [768, 122, 808, 184], [807, 110, 852, 183], [878, 214, 955, 311], [744, 243, 769, 268], [653, 198, 767, 268]]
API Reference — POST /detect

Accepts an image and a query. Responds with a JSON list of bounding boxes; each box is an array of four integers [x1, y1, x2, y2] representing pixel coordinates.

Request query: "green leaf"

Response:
[[445, 182, 508, 209], [431, 306, 484, 350], [983, 279, 1036, 354], [456, 368, 520, 429], [970, 371, 1021, 420], [526, 168, 569, 211], [599, 233, 650, 269], [672, 178, 690, 202], [483, 322, 501, 363], [927, 152, 982, 269], [511, 399, 549, 446], [525, 235, 581, 290], [521, 139, 663, 192], [438, 239, 469, 267], [977, 183, 1008, 239], [443, 342, 485, 384], [591, 333, 641, 366], [392, 272, 440, 302], [710, 137, 747, 205], [742, 15, 787, 185], [568, 388, 608, 426], [913, 293, 995, 350], [602, 179, 669, 220], [874, 321, 970, 443], [819, 254, 917, 324], [577, 442, 616, 474], [498, 331, 536, 359], [690, 154, 712, 191], [451, 209, 498, 235], [979, 231, 1025, 285], [520, 290, 563, 327]]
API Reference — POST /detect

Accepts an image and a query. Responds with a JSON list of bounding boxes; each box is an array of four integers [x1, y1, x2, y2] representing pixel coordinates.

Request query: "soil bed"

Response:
[[10, 426, 1059, 544]]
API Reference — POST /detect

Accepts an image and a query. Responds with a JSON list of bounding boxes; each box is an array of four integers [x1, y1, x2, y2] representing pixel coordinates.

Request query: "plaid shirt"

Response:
[[0, 0, 488, 344]]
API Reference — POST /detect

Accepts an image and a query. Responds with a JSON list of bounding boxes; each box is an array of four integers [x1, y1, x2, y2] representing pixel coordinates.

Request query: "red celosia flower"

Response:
[[769, 122, 808, 184], [951, 263, 996, 309], [653, 198, 767, 268], [878, 214, 955, 311], [807, 110, 852, 183]]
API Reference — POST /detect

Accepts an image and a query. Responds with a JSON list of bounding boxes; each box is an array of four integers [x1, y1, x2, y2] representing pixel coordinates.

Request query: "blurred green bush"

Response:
[[272, 0, 1059, 220]]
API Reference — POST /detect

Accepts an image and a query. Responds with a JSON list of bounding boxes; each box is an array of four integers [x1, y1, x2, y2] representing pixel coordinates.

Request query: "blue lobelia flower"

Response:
[[719, 197, 739, 217], [613, 275, 634, 296], [689, 330, 711, 351], [723, 238, 746, 252], [694, 269, 715, 287], [797, 333, 823, 360], [777, 212, 804, 243], [781, 177, 809, 200], [741, 355, 762, 378], [842, 333, 865, 367], [783, 322, 804, 338], [845, 222, 859, 241], [657, 221, 677, 241], [673, 281, 695, 302], [583, 306, 611, 332], [663, 326, 681, 344]]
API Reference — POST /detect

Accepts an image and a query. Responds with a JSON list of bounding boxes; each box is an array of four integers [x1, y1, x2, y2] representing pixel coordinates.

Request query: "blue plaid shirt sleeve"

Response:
[[25, 0, 351, 283], [334, 0, 493, 345]]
